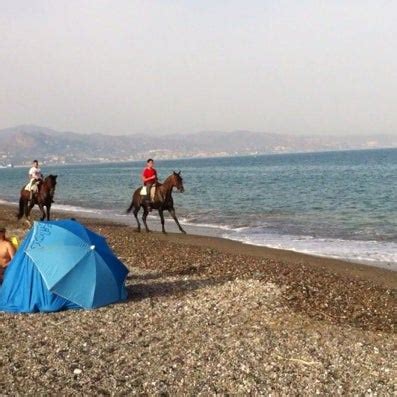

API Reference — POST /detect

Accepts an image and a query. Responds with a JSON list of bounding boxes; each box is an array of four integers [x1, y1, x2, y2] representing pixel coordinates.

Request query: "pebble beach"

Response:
[[0, 204, 396, 395]]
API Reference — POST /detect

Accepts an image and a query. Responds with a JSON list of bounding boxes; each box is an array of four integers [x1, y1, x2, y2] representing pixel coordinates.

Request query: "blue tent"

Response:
[[0, 220, 128, 313]]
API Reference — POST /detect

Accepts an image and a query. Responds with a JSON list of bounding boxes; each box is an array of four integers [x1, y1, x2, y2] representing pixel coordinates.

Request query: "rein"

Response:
[[156, 175, 177, 197], [38, 177, 56, 202]]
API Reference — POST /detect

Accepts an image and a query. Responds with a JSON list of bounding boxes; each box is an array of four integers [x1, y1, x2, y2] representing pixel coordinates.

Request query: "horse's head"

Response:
[[44, 174, 58, 188], [172, 171, 184, 192]]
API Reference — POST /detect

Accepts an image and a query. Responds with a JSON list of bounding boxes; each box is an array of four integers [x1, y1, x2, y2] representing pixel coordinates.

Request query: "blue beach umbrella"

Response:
[[25, 220, 128, 309]]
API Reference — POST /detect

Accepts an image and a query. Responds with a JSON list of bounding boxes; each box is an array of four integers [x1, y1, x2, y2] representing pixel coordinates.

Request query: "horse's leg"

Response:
[[17, 196, 25, 220], [168, 207, 186, 234], [46, 204, 51, 221], [142, 207, 150, 233], [133, 206, 141, 232], [26, 200, 35, 218], [159, 209, 166, 234], [38, 203, 46, 221], [25, 200, 35, 225]]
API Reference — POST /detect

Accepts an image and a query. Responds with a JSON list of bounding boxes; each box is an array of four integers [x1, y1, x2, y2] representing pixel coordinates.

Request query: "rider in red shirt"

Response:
[[141, 158, 158, 208]]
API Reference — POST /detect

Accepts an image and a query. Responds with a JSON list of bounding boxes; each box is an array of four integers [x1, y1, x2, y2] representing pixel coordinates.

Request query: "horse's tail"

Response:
[[126, 189, 140, 213], [126, 199, 134, 214], [16, 195, 25, 219]]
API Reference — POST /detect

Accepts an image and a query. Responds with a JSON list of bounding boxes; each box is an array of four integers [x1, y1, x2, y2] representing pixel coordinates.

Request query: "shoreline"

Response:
[[1, 201, 395, 289], [2, 198, 396, 276], [152, 232, 397, 289]]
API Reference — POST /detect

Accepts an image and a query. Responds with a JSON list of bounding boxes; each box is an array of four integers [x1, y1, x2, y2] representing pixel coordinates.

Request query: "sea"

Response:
[[0, 148, 396, 271]]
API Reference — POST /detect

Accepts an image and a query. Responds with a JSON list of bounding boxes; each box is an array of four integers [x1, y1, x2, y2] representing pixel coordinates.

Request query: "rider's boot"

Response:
[[145, 184, 153, 212], [145, 197, 152, 212]]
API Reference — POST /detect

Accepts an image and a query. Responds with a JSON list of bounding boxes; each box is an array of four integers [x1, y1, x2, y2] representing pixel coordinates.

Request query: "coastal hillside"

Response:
[[0, 124, 395, 165]]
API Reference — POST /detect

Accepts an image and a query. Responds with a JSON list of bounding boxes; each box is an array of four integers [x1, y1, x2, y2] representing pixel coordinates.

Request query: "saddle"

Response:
[[24, 179, 42, 193], [140, 185, 156, 201]]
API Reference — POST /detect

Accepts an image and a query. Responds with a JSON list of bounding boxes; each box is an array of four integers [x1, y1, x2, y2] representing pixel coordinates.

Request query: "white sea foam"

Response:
[[0, 198, 112, 219], [51, 203, 102, 214], [1, 197, 395, 271], [221, 230, 397, 271], [179, 219, 236, 231], [121, 212, 397, 270], [146, 215, 397, 270], [0, 199, 16, 205]]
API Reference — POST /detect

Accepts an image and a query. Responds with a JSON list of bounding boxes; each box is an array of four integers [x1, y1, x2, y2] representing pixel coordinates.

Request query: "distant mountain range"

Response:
[[0, 125, 395, 165]]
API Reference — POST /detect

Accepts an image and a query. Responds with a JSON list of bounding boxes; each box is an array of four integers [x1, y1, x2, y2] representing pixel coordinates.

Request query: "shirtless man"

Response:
[[0, 227, 15, 282]]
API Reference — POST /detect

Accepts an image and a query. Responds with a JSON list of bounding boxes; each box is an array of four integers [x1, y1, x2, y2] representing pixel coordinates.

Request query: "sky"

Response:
[[0, 0, 396, 136]]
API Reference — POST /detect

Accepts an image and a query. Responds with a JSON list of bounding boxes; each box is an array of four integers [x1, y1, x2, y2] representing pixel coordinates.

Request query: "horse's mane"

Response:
[[43, 174, 57, 183], [161, 171, 182, 185]]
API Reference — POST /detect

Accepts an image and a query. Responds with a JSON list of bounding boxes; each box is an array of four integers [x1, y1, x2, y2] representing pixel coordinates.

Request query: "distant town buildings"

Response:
[[0, 125, 395, 165]]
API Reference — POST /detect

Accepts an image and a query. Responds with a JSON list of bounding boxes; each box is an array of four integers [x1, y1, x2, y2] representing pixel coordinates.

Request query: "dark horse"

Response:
[[126, 171, 186, 234], [17, 175, 57, 223]]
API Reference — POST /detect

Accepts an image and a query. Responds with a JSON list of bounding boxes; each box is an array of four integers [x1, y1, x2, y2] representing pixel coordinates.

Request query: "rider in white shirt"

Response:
[[26, 160, 43, 200]]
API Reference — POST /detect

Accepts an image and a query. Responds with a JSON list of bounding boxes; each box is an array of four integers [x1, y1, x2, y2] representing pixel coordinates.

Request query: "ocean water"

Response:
[[0, 148, 396, 270]]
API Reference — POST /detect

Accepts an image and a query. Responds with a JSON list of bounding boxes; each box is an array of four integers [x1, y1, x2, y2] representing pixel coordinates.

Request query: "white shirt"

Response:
[[29, 166, 42, 180]]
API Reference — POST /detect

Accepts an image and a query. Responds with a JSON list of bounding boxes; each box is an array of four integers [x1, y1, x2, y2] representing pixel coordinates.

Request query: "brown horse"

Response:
[[17, 175, 57, 223], [126, 171, 186, 234]]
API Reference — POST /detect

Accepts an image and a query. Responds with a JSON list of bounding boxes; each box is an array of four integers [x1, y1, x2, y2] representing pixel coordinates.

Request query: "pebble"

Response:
[[0, 206, 395, 395]]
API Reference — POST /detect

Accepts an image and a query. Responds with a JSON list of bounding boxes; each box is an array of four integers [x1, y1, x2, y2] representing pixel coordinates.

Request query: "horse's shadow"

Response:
[[125, 275, 231, 302]]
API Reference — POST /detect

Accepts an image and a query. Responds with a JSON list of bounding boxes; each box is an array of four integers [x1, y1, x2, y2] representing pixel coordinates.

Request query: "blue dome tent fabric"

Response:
[[0, 228, 79, 312], [0, 220, 128, 313]]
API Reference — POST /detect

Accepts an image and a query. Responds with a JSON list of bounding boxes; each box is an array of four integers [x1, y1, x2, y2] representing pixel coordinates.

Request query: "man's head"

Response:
[[33, 160, 39, 167], [147, 158, 154, 168]]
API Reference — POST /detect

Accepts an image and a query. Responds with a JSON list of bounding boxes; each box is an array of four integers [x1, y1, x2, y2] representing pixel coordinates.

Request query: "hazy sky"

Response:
[[1, 1, 396, 136]]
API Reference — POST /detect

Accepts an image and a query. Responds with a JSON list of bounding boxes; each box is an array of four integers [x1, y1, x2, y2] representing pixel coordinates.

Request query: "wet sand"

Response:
[[1, 203, 396, 394]]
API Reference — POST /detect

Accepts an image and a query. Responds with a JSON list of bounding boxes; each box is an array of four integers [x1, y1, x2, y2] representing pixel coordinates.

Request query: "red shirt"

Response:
[[142, 168, 157, 185]]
